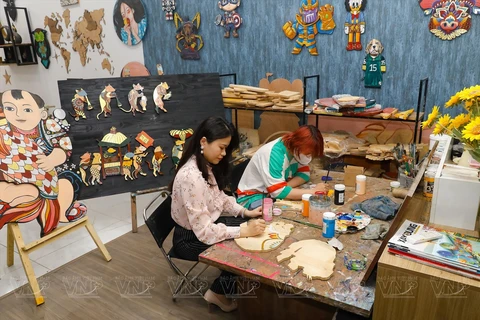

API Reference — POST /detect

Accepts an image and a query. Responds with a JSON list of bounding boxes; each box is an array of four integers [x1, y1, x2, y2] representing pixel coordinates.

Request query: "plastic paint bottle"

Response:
[[334, 184, 345, 205], [262, 198, 273, 222], [322, 212, 336, 238], [390, 181, 401, 192], [355, 175, 367, 195], [301, 193, 312, 217], [423, 171, 435, 201]]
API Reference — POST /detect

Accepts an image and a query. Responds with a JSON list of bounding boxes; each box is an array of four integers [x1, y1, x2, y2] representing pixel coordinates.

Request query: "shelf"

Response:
[[0, 43, 33, 48], [224, 104, 304, 114], [310, 111, 424, 123]]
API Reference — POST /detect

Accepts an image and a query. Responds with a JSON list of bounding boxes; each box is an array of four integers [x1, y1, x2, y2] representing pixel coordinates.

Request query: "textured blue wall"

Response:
[[143, 0, 480, 116]]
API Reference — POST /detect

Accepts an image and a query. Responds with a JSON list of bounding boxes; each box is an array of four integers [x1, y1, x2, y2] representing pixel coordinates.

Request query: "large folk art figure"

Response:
[[282, 0, 336, 56], [418, 0, 480, 40], [0, 90, 86, 237], [344, 0, 367, 51]]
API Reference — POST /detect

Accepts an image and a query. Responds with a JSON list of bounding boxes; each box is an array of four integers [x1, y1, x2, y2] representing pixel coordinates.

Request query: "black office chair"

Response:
[[144, 190, 209, 301], [228, 158, 250, 199]]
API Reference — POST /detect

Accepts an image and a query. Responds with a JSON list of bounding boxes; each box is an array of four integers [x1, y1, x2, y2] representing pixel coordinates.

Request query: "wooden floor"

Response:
[[0, 226, 236, 320]]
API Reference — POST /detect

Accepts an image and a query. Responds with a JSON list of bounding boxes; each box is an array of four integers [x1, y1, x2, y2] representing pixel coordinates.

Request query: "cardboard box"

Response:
[[344, 165, 365, 187]]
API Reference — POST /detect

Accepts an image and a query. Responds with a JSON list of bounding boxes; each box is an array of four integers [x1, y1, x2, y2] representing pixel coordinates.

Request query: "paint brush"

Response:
[[280, 216, 323, 230]]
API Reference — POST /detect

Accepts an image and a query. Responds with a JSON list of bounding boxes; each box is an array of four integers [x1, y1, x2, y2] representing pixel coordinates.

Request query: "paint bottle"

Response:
[[301, 193, 312, 217], [322, 212, 336, 239], [334, 184, 345, 205], [423, 170, 435, 201], [355, 175, 367, 195], [262, 198, 273, 222], [390, 181, 401, 192]]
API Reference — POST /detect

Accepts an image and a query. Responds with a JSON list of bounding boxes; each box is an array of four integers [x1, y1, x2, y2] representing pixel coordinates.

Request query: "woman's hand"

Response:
[[244, 206, 262, 218], [311, 183, 327, 193], [240, 219, 266, 237]]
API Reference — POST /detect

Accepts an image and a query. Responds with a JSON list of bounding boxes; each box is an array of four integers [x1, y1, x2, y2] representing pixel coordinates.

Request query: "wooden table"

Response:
[[199, 171, 402, 318]]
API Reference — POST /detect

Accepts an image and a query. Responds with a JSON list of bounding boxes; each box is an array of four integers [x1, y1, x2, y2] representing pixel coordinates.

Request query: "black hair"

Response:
[[170, 117, 239, 191], [0, 89, 45, 109], [113, 0, 146, 40], [344, 0, 367, 12]]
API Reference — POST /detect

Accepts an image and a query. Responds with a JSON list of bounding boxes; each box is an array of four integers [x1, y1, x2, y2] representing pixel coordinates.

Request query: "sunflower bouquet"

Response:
[[422, 85, 480, 163]]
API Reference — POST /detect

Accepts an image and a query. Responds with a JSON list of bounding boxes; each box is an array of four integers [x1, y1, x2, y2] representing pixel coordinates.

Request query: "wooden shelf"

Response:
[[0, 43, 33, 48]]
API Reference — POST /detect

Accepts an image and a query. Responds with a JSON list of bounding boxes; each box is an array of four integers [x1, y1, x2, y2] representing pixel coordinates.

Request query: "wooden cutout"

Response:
[[146, 146, 168, 177], [215, 0, 242, 38], [277, 239, 336, 280], [345, 0, 367, 51], [170, 129, 193, 169], [98, 127, 131, 179], [174, 12, 203, 60], [259, 73, 304, 97], [162, 0, 176, 21], [97, 85, 121, 119], [79, 152, 103, 186], [32, 28, 51, 69], [113, 0, 147, 46], [3, 70, 11, 84], [119, 83, 146, 116], [153, 82, 171, 113], [61, 0, 79, 6], [62, 9, 71, 28], [121, 61, 150, 77], [362, 39, 386, 88], [70, 88, 93, 121], [156, 63, 164, 75], [235, 221, 294, 252]]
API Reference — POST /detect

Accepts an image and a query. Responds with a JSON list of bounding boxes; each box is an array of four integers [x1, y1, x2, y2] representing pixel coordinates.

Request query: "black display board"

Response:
[[57, 73, 224, 199]]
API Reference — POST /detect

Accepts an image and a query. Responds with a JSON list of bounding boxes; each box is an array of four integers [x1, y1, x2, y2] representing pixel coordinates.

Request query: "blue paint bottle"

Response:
[[322, 212, 336, 238]]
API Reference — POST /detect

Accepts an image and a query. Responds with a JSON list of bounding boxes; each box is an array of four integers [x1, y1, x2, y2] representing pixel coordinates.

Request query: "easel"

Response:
[[6, 216, 112, 305]]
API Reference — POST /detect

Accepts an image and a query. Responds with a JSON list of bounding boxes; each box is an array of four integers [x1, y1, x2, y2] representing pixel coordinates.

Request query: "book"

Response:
[[388, 219, 480, 274]]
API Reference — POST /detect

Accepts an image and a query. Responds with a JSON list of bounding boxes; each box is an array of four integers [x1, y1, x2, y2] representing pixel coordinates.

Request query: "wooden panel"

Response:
[[57, 73, 224, 200]]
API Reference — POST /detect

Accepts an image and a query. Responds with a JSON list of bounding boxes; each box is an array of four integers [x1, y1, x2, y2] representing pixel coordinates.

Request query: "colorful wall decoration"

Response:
[[174, 12, 203, 60], [215, 0, 243, 38], [362, 39, 386, 88], [113, 0, 148, 46], [344, 0, 367, 51], [32, 28, 51, 69]]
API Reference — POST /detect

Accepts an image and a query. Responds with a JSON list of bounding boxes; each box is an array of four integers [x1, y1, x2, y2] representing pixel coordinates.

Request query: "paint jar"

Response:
[[423, 170, 435, 201], [262, 198, 273, 222], [308, 192, 332, 226], [355, 175, 367, 195], [390, 181, 401, 192], [334, 184, 345, 205], [322, 212, 336, 239], [301, 193, 312, 217]]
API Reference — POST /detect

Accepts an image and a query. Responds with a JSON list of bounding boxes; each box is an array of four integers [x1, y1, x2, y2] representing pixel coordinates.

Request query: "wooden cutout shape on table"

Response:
[[79, 152, 103, 186], [277, 239, 336, 280], [32, 28, 51, 69], [170, 128, 193, 169], [215, 0, 243, 38], [162, 0, 176, 21], [259, 73, 304, 96], [153, 82, 171, 113], [0, 89, 86, 237], [362, 39, 386, 88], [3, 70, 12, 85], [113, 0, 148, 46], [174, 12, 203, 60], [147, 146, 168, 177], [234, 221, 294, 252], [119, 83, 146, 116], [97, 84, 121, 119], [419, 0, 480, 40], [70, 88, 93, 121], [121, 61, 150, 77], [282, 1, 335, 55], [344, 0, 367, 51]]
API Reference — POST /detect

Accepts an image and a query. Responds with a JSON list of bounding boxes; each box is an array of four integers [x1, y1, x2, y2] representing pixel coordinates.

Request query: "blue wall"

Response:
[[143, 0, 480, 116]]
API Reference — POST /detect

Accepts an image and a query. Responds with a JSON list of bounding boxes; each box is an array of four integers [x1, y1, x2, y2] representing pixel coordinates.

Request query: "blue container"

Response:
[[322, 212, 336, 238]]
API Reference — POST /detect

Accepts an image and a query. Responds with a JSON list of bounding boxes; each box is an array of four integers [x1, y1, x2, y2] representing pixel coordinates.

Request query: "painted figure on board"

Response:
[[174, 12, 204, 60], [0, 90, 86, 237], [362, 39, 386, 88], [113, 0, 148, 46], [344, 0, 367, 51], [215, 0, 243, 38], [282, 0, 336, 56]]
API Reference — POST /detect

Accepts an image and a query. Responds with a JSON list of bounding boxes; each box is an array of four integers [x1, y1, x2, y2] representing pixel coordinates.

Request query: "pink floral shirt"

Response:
[[171, 156, 245, 245]]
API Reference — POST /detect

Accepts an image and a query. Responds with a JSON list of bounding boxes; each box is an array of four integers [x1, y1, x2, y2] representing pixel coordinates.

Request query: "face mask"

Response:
[[295, 153, 312, 165]]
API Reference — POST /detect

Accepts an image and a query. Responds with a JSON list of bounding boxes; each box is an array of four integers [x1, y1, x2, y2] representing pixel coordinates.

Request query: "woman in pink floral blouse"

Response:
[[170, 117, 265, 312]]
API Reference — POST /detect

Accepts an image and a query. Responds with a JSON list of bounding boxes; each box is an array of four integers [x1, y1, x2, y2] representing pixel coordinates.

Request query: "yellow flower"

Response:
[[462, 117, 480, 141], [433, 123, 445, 135], [448, 113, 471, 130], [422, 105, 440, 128], [458, 85, 480, 101], [433, 114, 451, 135], [445, 93, 460, 108]]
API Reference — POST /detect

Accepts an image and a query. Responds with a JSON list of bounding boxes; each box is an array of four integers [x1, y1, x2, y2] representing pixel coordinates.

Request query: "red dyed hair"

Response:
[[282, 125, 324, 157]]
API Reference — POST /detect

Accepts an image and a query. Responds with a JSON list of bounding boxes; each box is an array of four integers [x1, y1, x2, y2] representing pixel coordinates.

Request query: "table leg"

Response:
[[130, 193, 138, 233]]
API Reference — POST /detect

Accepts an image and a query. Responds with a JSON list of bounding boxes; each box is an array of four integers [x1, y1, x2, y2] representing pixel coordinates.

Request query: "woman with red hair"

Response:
[[237, 125, 326, 209]]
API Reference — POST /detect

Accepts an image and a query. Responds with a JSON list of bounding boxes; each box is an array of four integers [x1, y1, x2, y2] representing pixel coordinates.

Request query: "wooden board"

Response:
[[57, 73, 224, 200], [234, 221, 294, 252]]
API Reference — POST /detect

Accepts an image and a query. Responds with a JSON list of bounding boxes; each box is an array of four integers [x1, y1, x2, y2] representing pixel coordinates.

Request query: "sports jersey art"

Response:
[[362, 39, 386, 89]]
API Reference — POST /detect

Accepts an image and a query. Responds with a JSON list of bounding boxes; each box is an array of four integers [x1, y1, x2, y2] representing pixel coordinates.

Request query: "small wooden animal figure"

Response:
[[174, 12, 203, 60], [162, 0, 176, 20], [362, 39, 386, 88], [147, 146, 168, 176], [97, 84, 120, 120], [70, 88, 93, 121], [32, 28, 51, 69], [120, 83, 145, 116], [215, 0, 243, 38], [122, 152, 135, 181], [170, 128, 193, 169], [140, 96, 148, 111], [153, 82, 172, 113], [133, 145, 148, 178], [79, 152, 102, 186]]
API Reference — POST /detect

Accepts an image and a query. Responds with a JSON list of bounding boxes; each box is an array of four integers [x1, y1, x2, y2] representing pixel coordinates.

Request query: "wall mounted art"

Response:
[[174, 12, 203, 60], [162, 0, 176, 21], [113, 0, 147, 46], [170, 128, 193, 169], [32, 28, 51, 69], [147, 146, 168, 177], [215, 0, 243, 38], [153, 82, 172, 113], [418, 0, 480, 40], [98, 127, 131, 179], [282, 0, 336, 56], [97, 85, 121, 119], [344, 0, 367, 51], [0, 90, 85, 237], [70, 88, 93, 121], [121, 61, 150, 77], [119, 83, 146, 116], [61, 0, 79, 6], [3, 0, 17, 21], [362, 39, 386, 88], [3, 70, 11, 85]]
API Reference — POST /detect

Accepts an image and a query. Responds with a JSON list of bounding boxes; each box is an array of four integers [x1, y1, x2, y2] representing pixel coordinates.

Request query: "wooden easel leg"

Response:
[[130, 193, 138, 233], [9, 223, 45, 306], [84, 218, 112, 262], [7, 224, 14, 267]]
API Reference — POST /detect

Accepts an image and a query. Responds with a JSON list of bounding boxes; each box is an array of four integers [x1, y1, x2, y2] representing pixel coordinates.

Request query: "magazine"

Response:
[[388, 219, 480, 274]]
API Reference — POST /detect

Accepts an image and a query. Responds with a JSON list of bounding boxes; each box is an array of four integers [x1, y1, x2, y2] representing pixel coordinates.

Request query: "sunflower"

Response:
[[422, 105, 440, 128], [462, 117, 480, 141], [458, 85, 480, 101], [433, 114, 451, 135], [445, 92, 460, 108], [448, 113, 471, 130]]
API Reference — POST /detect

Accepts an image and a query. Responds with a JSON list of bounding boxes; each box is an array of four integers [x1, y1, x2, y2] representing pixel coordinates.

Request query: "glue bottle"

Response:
[[355, 175, 367, 195]]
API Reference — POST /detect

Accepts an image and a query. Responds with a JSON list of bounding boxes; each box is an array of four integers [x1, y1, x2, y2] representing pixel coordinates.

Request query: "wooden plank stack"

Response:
[[222, 84, 304, 110]]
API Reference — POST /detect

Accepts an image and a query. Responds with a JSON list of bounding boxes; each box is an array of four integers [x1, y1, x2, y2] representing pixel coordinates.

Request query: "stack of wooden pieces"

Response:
[[222, 84, 303, 110], [366, 144, 396, 161]]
